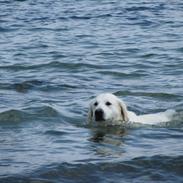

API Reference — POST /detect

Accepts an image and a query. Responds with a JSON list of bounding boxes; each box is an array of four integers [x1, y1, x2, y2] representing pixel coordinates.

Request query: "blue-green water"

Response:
[[0, 0, 183, 182]]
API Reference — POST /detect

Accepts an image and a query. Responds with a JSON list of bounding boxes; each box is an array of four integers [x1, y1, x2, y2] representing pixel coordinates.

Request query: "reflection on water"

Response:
[[89, 126, 127, 157], [90, 126, 127, 142]]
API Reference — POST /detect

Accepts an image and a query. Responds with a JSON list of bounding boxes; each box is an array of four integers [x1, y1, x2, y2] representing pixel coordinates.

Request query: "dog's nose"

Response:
[[95, 109, 104, 121]]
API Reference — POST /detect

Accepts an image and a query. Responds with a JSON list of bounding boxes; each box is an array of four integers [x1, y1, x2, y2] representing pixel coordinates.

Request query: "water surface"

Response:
[[0, 0, 183, 182]]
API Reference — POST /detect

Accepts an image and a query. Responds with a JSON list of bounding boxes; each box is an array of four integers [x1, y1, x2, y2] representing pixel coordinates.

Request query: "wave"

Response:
[[0, 80, 43, 93], [0, 61, 100, 71], [1, 155, 182, 182], [66, 14, 113, 20], [114, 90, 182, 100], [0, 106, 59, 123], [0, 80, 80, 93], [0, 109, 27, 123]]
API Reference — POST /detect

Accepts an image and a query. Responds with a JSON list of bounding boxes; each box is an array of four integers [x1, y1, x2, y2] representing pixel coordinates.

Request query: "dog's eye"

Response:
[[106, 101, 112, 106], [94, 102, 98, 106]]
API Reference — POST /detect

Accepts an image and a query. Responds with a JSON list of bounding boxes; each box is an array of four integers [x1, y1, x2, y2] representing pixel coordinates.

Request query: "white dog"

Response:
[[88, 93, 176, 126]]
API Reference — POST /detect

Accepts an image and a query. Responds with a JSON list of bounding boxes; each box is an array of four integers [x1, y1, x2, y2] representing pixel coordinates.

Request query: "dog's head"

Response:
[[87, 93, 129, 126]]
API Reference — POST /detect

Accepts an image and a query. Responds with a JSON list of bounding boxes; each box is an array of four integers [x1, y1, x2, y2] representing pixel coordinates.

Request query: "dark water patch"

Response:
[[126, 6, 156, 12], [0, 80, 44, 92], [2, 155, 182, 183], [13, 52, 28, 58], [69, 15, 92, 20], [56, 84, 78, 90], [0, 109, 28, 123], [0, 27, 18, 32], [138, 19, 156, 27], [13, 80, 44, 93], [131, 155, 183, 177], [75, 34, 94, 39], [125, 2, 166, 13], [68, 13, 113, 20], [51, 62, 100, 70], [140, 53, 157, 58], [98, 70, 146, 78], [0, 64, 37, 71], [17, 0, 27, 1], [93, 13, 113, 19], [0, 0, 11, 3], [176, 47, 183, 53], [39, 83, 79, 92], [0, 61, 101, 72], [49, 52, 68, 60], [36, 27, 69, 32], [0, 106, 59, 123], [44, 130, 69, 136]]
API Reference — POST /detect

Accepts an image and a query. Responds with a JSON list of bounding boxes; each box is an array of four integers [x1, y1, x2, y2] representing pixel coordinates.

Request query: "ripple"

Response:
[[98, 70, 146, 78], [68, 13, 113, 20], [126, 6, 155, 12], [0, 80, 81, 93], [140, 53, 157, 58], [0, 61, 100, 71]]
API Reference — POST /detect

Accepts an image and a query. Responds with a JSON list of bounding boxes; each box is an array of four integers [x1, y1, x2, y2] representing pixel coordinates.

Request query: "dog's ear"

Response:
[[87, 104, 93, 124], [118, 100, 129, 122]]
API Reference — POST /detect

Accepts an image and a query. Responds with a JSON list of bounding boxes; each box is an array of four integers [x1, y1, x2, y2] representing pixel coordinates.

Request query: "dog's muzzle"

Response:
[[95, 109, 104, 121]]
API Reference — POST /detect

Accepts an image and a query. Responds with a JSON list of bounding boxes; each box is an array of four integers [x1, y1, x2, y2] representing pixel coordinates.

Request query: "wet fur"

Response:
[[88, 93, 176, 126]]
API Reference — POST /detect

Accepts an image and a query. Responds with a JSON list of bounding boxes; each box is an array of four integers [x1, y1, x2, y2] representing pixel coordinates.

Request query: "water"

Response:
[[0, 0, 183, 182]]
